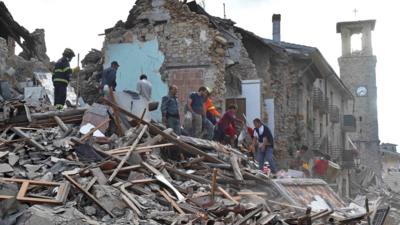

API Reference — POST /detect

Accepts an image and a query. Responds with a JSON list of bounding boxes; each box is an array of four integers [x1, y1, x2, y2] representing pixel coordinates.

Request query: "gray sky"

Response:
[[3, 0, 399, 149]]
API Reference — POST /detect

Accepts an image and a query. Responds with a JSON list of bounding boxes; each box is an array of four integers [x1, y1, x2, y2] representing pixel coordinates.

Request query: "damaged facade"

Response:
[[101, 0, 258, 121], [99, 1, 357, 170]]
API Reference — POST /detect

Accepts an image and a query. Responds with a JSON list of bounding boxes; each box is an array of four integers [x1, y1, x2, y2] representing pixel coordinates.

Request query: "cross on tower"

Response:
[[353, 8, 358, 17]]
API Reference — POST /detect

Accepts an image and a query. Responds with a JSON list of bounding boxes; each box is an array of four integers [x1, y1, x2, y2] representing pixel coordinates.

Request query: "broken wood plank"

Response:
[[102, 98, 224, 164], [233, 206, 263, 225], [142, 162, 185, 202], [211, 169, 218, 200], [11, 127, 45, 151], [120, 183, 143, 216], [53, 116, 69, 133], [141, 128, 173, 146], [64, 174, 115, 218], [30, 107, 88, 120], [108, 87, 124, 136], [24, 104, 32, 123], [218, 186, 239, 205], [159, 189, 185, 215], [165, 165, 211, 185], [237, 191, 267, 196], [79, 118, 111, 142], [85, 177, 98, 191], [230, 153, 243, 181], [109, 143, 175, 155], [108, 125, 148, 183], [90, 167, 108, 185], [122, 194, 142, 217], [103, 165, 141, 174]]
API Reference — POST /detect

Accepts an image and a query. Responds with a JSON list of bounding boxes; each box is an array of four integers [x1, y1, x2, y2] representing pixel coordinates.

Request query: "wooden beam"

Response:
[[108, 125, 147, 183], [109, 143, 175, 155], [159, 189, 185, 215], [233, 206, 263, 225], [24, 104, 32, 123], [218, 186, 239, 205], [230, 154, 243, 181], [211, 169, 218, 200], [102, 98, 224, 164], [108, 87, 124, 136], [103, 165, 141, 174], [11, 127, 45, 151], [53, 116, 69, 132], [165, 165, 211, 185], [120, 183, 143, 216], [64, 174, 115, 218]]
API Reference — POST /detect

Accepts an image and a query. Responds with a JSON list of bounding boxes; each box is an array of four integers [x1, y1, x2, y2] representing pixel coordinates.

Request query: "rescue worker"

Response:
[[204, 91, 221, 125], [99, 61, 119, 94], [202, 88, 219, 140], [52, 48, 75, 110], [214, 104, 243, 146]]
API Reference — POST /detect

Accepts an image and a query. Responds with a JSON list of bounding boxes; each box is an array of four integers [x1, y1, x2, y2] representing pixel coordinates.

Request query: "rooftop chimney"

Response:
[[272, 14, 281, 42]]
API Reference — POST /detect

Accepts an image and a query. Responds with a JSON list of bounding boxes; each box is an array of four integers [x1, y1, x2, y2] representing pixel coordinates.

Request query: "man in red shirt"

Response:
[[214, 104, 243, 145]]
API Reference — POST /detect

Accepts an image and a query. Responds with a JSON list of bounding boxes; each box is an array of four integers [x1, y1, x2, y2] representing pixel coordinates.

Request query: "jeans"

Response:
[[257, 146, 277, 173], [202, 118, 214, 140], [192, 113, 202, 138], [167, 117, 181, 135]]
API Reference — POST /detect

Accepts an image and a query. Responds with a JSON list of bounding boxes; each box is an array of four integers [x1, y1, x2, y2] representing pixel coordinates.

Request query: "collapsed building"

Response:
[[0, 0, 397, 224]]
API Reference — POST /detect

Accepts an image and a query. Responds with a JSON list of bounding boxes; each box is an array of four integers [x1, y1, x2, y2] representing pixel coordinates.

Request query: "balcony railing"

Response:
[[312, 87, 323, 109], [328, 144, 344, 161]]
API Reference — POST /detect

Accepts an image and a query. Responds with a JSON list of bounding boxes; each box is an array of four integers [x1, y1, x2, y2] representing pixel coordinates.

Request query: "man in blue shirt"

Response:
[[187, 86, 208, 138], [161, 85, 181, 135], [100, 61, 119, 93]]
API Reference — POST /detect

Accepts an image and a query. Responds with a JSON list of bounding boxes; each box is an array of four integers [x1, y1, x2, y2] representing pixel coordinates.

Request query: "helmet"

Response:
[[63, 48, 75, 58], [205, 87, 212, 94]]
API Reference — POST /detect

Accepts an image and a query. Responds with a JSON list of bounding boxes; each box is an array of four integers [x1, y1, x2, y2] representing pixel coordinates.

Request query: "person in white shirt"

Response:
[[136, 74, 152, 101]]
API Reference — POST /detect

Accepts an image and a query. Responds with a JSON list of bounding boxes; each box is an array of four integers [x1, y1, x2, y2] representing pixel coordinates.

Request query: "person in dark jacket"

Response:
[[52, 48, 75, 110], [252, 118, 277, 173], [161, 85, 181, 135], [100, 61, 119, 93]]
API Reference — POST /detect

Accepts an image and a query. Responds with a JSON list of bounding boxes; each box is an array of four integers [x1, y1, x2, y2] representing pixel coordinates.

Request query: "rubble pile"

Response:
[[0, 98, 376, 225], [71, 49, 103, 105]]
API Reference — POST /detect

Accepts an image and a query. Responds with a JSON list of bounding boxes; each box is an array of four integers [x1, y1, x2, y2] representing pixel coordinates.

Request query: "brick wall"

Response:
[[167, 68, 204, 116]]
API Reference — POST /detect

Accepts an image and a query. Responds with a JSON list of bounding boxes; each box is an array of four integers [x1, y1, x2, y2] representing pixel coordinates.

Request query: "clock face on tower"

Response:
[[356, 86, 368, 97]]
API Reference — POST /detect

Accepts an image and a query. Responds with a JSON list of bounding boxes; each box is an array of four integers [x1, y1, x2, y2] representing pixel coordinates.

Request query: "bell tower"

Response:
[[337, 20, 381, 175]]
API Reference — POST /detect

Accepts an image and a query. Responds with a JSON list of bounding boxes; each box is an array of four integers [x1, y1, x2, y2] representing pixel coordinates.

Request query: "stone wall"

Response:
[[103, 0, 230, 110]]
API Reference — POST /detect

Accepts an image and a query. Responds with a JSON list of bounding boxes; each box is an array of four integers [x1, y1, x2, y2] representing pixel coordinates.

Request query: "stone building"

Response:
[[98, 1, 359, 166], [337, 20, 382, 176], [101, 0, 258, 120], [236, 16, 355, 164]]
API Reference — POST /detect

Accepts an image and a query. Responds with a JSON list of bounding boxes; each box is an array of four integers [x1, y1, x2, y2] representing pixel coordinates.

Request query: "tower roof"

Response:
[[336, 20, 376, 33]]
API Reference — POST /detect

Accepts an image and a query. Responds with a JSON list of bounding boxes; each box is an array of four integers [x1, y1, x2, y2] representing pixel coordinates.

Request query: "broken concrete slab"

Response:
[[0, 163, 13, 173], [92, 185, 127, 213], [16, 205, 98, 225], [8, 152, 19, 166]]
